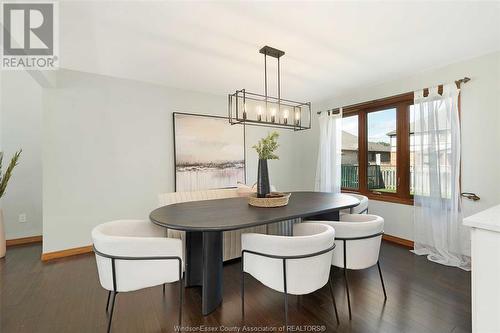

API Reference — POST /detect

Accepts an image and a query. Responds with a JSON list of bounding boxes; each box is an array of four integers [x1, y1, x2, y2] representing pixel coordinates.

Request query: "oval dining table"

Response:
[[149, 191, 360, 315]]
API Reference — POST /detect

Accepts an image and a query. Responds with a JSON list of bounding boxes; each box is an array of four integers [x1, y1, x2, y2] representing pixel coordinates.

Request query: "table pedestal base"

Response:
[[185, 231, 223, 316]]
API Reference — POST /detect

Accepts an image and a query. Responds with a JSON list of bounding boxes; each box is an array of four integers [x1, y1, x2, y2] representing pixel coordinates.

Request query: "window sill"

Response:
[[341, 189, 414, 206]]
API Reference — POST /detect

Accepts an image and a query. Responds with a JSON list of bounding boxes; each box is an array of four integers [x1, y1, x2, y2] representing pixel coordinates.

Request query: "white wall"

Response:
[[19, 51, 500, 251], [302, 51, 500, 240], [0, 70, 43, 239], [42, 70, 302, 253]]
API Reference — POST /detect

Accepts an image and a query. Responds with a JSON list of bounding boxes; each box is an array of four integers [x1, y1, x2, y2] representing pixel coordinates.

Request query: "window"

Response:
[[340, 93, 414, 204], [367, 108, 396, 193], [341, 115, 359, 190]]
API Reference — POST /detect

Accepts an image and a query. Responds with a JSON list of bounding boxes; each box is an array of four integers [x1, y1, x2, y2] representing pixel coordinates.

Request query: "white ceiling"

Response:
[[60, 1, 500, 102]]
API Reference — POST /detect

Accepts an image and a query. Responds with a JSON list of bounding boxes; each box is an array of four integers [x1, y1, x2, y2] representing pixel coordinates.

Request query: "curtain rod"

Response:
[[317, 77, 471, 115]]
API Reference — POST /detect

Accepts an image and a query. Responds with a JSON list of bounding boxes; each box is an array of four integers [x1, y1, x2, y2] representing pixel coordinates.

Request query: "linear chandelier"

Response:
[[228, 46, 311, 131]]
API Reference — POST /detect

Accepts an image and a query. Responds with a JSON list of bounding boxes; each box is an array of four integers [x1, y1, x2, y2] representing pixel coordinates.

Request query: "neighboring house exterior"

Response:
[[388, 125, 452, 169], [341, 131, 392, 190], [341, 131, 391, 165], [387, 127, 415, 166]]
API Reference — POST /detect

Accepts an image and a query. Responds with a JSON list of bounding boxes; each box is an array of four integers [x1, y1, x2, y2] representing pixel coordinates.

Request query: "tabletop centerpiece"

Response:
[[250, 131, 290, 207]]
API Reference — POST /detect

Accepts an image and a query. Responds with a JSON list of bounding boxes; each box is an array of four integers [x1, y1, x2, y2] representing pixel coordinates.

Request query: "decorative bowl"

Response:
[[248, 192, 291, 208]]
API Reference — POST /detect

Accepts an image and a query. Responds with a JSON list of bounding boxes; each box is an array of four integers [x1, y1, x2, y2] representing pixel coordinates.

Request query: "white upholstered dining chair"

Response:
[[316, 214, 386, 319], [341, 193, 369, 215], [241, 222, 339, 327], [92, 220, 183, 332]]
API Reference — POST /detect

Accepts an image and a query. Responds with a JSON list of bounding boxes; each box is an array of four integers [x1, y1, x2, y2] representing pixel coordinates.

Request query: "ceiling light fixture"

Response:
[[228, 46, 311, 131]]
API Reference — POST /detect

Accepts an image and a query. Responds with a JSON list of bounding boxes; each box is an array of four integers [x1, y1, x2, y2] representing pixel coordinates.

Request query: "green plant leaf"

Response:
[[0, 150, 21, 199], [252, 131, 280, 160]]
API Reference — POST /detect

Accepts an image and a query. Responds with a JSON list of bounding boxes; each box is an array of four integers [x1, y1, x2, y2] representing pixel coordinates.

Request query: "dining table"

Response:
[[149, 191, 360, 315]]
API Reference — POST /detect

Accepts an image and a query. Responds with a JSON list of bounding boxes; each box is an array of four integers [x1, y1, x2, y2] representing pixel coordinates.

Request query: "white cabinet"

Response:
[[464, 205, 500, 333]]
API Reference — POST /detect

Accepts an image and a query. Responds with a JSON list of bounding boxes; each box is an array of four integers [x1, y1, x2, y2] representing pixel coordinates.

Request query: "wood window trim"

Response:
[[342, 188, 414, 205], [341, 86, 450, 115], [342, 92, 413, 115]]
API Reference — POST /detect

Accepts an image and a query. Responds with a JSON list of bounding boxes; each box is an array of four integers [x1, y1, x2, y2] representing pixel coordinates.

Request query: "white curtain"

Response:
[[315, 109, 342, 193], [412, 83, 470, 271]]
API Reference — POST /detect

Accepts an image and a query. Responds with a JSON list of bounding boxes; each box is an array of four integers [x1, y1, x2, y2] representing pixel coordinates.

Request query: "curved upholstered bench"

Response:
[[158, 188, 292, 262]]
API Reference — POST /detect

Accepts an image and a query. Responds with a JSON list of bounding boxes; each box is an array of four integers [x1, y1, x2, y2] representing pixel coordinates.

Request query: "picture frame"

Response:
[[173, 112, 246, 191]]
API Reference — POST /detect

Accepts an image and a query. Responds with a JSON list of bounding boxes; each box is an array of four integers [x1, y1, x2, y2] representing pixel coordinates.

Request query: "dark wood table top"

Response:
[[150, 191, 360, 232]]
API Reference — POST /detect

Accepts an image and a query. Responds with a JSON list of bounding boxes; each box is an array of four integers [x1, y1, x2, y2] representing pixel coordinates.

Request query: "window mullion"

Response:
[[358, 111, 368, 193], [397, 103, 410, 199]]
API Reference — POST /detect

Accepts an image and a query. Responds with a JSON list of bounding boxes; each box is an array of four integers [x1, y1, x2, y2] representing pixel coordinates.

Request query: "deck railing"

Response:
[[342, 164, 452, 196], [341, 165, 415, 193], [341, 165, 359, 189]]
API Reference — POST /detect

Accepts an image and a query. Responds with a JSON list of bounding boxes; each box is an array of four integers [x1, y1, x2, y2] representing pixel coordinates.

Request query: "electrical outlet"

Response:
[[18, 213, 27, 223]]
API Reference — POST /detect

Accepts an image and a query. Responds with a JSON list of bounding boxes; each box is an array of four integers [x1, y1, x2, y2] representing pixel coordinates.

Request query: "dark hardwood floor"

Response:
[[1, 241, 471, 333]]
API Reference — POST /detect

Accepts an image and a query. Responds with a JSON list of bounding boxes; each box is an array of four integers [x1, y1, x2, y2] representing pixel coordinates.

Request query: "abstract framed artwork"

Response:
[[173, 112, 246, 191]]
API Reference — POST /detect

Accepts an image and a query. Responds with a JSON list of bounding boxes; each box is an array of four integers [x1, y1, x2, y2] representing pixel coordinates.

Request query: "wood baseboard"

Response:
[[383, 234, 414, 248], [41, 245, 93, 262], [38, 235, 413, 262], [6, 235, 42, 247]]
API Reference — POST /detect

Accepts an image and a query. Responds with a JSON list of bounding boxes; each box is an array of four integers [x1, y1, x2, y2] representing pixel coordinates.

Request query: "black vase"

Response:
[[257, 159, 271, 198]]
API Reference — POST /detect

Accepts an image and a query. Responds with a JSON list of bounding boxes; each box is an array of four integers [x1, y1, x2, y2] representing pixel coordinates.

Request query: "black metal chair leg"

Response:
[[284, 291, 288, 332], [328, 275, 340, 325], [328, 274, 340, 325], [241, 258, 245, 318], [377, 261, 387, 301], [177, 259, 183, 326], [163, 283, 166, 295], [178, 279, 183, 325], [343, 240, 352, 320], [344, 268, 352, 320], [106, 291, 111, 312], [283, 259, 288, 332], [107, 291, 117, 333]]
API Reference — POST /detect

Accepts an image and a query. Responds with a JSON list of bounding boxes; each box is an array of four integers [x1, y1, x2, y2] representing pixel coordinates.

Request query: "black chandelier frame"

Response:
[[228, 46, 312, 131]]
